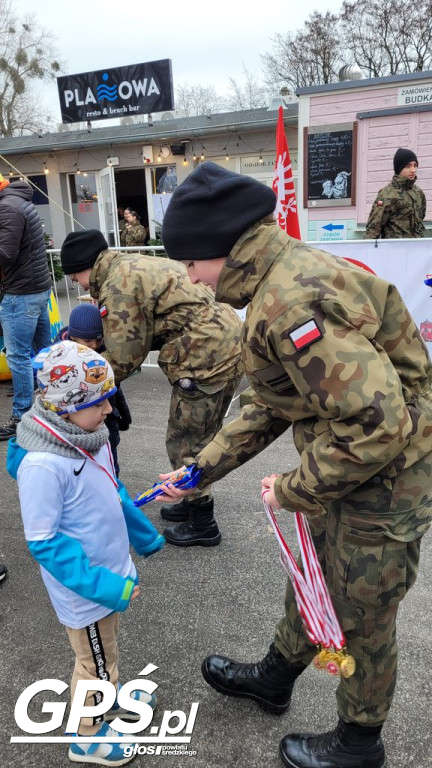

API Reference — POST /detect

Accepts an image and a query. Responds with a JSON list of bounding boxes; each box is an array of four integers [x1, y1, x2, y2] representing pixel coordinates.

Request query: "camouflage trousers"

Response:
[[274, 453, 432, 726], [166, 377, 242, 500]]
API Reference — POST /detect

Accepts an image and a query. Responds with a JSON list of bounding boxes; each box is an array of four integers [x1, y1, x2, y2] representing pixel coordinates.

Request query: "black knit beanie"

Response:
[[60, 229, 108, 274], [68, 304, 103, 341], [393, 148, 418, 175], [162, 162, 277, 261]]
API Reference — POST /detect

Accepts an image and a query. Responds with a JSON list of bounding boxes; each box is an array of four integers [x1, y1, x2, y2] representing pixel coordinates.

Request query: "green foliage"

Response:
[[147, 237, 167, 257], [45, 235, 64, 282]]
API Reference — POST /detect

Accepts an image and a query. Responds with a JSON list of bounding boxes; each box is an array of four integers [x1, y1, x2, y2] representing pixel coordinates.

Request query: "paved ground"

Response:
[[0, 318, 431, 767]]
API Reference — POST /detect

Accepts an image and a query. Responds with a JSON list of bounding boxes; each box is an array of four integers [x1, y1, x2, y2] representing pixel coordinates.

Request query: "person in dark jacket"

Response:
[[0, 175, 51, 439], [54, 303, 132, 474]]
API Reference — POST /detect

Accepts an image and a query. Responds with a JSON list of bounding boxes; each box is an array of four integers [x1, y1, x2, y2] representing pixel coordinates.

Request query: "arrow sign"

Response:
[[322, 223, 344, 231]]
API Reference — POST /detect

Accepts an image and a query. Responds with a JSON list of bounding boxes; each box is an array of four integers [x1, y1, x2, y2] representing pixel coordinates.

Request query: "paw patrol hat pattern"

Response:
[[33, 340, 117, 415]]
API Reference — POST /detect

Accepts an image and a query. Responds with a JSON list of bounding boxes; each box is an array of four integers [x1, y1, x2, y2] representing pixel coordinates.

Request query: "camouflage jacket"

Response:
[[364, 175, 426, 239], [89, 250, 242, 391], [120, 222, 147, 247], [195, 221, 432, 536]]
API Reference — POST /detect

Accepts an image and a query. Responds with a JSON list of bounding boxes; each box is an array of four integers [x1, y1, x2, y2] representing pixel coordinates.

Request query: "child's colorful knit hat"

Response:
[[33, 340, 116, 415]]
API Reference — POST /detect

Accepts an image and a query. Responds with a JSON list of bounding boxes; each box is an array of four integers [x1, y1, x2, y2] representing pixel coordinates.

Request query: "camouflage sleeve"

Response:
[[364, 197, 390, 239], [272, 302, 412, 514], [100, 289, 154, 383], [421, 189, 427, 221], [195, 398, 290, 485]]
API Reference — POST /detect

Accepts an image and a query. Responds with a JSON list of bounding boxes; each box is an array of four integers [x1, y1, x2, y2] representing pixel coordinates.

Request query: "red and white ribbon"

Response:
[[32, 414, 118, 489], [262, 491, 345, 650]]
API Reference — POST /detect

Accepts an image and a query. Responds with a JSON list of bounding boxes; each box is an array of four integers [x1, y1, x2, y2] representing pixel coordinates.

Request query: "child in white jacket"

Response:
[[7, 340, 164, 765]]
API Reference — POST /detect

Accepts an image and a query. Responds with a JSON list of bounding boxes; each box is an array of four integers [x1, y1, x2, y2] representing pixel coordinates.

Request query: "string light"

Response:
[[83, 172, 88, 177], [225, 152, 230, 161], [9, 167, 13, 177], [43, 162, 49, 175], [157, 150, 162, 162], [76, 168, 81, 175], [193, 151, 197, 161], [107, 157, 112, 167], [200, 151, 205, 161], [259, 152, 263, 165], [183, 155, 187, 165]]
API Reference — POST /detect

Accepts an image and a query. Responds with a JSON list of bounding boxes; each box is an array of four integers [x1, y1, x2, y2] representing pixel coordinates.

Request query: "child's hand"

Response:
[[261, 474, 281, 509], [131, 586, 140, 600]]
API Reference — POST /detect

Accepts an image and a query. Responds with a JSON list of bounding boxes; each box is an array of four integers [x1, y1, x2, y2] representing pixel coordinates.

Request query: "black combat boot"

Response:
[[279, 718, 386, 768], [163, 498, 221, 547], [201, 643, 305, 715], [0, 416, 20, 441], [160, 496, 213, 523]]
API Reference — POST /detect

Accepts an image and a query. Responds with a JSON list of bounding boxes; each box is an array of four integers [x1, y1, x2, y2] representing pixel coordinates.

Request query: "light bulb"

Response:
[[44, 166, 49, 174], [200, 153, 204, 161]]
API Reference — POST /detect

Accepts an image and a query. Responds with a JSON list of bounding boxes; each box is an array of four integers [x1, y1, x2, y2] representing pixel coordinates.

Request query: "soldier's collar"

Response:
[[89, 249, 121, 299], [215, 221, 288, 309]]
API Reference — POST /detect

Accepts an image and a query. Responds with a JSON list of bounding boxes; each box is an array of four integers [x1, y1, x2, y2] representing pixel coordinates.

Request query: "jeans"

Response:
[[0, 289, 51, 418]]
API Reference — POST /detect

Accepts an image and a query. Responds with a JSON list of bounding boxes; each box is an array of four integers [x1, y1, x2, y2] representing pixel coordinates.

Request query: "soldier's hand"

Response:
[[261, 474, 282, 509], [156, 468, 193, 502]]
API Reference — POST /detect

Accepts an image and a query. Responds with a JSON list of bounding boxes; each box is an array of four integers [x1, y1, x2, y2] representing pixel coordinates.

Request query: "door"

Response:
[[96, 166, 119, 247]]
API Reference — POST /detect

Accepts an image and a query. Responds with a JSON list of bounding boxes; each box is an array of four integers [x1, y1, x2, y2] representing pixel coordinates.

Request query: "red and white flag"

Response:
[[272, 106, 301, 239]]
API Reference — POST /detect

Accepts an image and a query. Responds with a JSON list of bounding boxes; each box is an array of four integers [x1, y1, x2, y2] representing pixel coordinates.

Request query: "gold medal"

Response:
[[312, 647, 356, 678], [340, 654, 356, 678], [313, 649, 328, 670]]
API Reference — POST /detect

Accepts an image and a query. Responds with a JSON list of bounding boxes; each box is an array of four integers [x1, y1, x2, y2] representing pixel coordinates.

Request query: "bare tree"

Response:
[[0, 1, 61, 135], [262, 11, 344, 91], [175, 83, 224, 117], [341, 0, 432, 77], [224, 65, 268, 110]]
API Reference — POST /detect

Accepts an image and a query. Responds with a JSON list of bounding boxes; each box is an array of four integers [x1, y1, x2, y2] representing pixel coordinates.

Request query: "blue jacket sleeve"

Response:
[[118, 480, 165, 557], [27, 533, 136, 613]]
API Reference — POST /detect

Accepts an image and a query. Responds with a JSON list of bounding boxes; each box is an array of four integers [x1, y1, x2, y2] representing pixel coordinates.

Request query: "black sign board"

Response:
[[303, 123, 357, 207], [57, 59, 174, 124]]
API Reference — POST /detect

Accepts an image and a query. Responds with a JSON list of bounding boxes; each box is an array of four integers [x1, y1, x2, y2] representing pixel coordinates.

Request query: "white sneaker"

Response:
[[68, 721, 136, 765], [105, 683, 157, 722]]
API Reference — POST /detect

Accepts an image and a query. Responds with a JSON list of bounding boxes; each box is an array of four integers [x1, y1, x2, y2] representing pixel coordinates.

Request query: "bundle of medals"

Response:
[[134, 465, 203, 507], [262, 492, 356, 679]]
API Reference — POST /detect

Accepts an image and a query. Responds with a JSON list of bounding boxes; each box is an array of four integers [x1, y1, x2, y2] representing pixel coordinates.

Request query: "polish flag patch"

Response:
[[289, 319, 322, 351], [99, 305, 107, 317]]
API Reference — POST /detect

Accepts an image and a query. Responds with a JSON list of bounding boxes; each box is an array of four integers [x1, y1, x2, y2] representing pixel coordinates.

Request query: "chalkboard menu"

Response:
[[303, 122, 357, 208]]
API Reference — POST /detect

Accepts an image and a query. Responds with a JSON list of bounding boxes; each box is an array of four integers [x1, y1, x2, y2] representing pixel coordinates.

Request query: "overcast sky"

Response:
[[12, 0, 343, 123]]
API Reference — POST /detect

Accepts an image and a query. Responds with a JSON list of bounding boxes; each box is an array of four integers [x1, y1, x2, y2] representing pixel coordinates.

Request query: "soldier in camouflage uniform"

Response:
[[365, 147, 426, 239], [120, 209, 147, 247], [157, 162, 432, 768], [60, 228, 243, 548]]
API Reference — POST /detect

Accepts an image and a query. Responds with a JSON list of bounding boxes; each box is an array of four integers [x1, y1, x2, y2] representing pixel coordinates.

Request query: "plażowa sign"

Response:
[[57, 59, 174, 124], [398, 83, 432, 106]]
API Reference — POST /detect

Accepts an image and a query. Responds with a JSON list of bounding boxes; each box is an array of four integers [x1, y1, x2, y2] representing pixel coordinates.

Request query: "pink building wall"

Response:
[[306, 84, 432, 225]]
